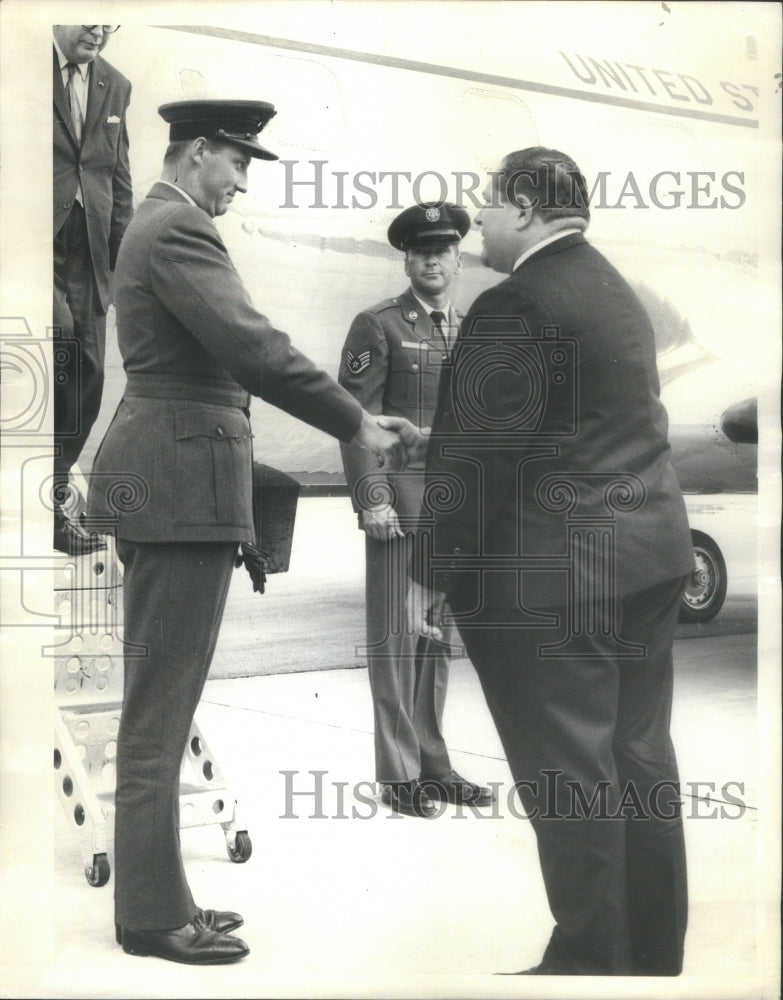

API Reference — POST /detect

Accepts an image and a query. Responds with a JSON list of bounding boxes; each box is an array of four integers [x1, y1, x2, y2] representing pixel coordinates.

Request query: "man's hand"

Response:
[[377, 415, 431, 464], [361, 505, 404, 541], [407, 579, 446, 642], [235, 542, 266, 594], [352, 411, 407, 470]]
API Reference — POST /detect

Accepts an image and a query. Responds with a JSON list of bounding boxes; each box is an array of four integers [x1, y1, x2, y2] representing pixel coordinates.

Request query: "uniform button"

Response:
[[441, 353, 448, 361], [216, 426, 224, 436], [78, 165, 84, 172], [411, 363, 419, 371], [453, 547, 461, 555]]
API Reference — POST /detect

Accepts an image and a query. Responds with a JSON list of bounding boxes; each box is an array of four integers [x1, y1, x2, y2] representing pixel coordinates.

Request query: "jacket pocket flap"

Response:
[[175, 408, 251, 442]]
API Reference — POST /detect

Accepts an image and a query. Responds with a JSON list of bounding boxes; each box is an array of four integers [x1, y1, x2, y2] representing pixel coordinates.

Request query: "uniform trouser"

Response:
[[53, 202, 106, 487], [365, 532, 452, 783], [114, 540, 237, 931], [455, 575, 689, 975]]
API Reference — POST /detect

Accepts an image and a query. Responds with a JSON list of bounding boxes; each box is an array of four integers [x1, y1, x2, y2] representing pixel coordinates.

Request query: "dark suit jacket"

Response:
[[53, 48, 133, 312], [87, 183, 363, 542], [339, 288, 460, 517], [417, 232, 694, 605]]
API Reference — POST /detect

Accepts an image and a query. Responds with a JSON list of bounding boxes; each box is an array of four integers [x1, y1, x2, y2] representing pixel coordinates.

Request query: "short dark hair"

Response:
[[162, 137, 236, 168], [494, 147, 590, 225]]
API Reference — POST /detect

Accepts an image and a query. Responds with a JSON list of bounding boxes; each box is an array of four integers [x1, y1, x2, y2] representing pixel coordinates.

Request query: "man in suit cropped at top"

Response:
[[53, 24, 133, 554], [409, 148, 694, 974], [86, 100, 417, 966], [339, 203, 493, 819]]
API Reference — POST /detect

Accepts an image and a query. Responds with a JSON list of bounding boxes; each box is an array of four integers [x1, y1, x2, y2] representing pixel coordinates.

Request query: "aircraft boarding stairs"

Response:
[[53, 475, 252, 887]]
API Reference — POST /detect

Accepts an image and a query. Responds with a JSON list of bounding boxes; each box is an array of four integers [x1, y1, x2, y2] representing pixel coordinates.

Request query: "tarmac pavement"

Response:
[[22, 498, 775, 998]]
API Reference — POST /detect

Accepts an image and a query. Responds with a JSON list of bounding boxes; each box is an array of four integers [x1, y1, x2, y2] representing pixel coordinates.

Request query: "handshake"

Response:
[[351, 411, 430, 470]]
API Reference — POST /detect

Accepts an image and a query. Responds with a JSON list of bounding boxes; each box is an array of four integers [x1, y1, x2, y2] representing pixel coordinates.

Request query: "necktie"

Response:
[[430, 310, 448, 348], [66, 63, 84, 145]]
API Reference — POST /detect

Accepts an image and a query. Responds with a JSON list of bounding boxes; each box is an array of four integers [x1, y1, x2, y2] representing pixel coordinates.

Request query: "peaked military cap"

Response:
[[158, 100, 278, 160], [388, 201, 471, 250]]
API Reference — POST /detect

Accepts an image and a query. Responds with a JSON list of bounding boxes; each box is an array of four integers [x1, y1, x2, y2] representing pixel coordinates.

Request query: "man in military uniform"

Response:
[[87, 100, 415, 965], [339, 203, 494, 818]]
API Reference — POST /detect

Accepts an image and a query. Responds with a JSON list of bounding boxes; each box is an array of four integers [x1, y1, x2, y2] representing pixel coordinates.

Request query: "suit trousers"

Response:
[[365, 531, 452, 783], [113, 540, 237, 931], [455, 574, 689, 975], [53, 202, 107, 483]]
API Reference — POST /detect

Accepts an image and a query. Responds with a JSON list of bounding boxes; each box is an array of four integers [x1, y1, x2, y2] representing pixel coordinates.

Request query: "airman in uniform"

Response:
[[339, 203, 494, 818]]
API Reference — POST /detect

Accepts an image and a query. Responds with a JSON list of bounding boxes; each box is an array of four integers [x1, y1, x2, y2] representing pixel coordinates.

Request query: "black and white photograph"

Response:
[[0, 2, 780, 998]]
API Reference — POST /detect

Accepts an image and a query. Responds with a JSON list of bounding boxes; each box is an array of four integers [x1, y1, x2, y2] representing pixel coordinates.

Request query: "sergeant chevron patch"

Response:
[[346, 349, 371, 374]]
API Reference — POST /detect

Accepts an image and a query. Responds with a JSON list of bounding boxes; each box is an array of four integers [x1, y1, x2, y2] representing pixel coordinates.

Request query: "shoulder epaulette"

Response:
[[366, 297, 401, 316]]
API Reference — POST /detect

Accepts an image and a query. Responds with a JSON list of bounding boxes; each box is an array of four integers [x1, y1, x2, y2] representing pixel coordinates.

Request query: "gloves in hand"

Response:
[[235, 542, 267, 594]]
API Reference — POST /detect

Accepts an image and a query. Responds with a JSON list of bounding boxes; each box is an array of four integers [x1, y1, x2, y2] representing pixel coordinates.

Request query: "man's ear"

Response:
[[514, 197, 535, 231], [190, 136, 209, 163], [403, 253, 412, 278]]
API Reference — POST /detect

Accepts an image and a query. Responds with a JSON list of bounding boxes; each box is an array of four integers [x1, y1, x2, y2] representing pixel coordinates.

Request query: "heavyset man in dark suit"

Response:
[[410, 148, 694, 975], [339, 204, 493, 818], [87, 100, 414, 966], [53, 25, 133, 554]]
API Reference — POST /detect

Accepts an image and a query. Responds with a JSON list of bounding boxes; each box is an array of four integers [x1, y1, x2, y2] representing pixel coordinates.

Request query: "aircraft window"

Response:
[[462, 89, 538, 173]]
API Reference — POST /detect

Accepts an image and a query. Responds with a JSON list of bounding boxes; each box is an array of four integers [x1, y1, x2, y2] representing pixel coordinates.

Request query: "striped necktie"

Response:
[[66, 63, 84, 145]]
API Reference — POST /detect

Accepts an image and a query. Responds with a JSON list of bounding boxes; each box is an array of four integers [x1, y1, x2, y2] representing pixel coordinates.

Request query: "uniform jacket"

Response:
[[339, 288, 460, 517], [87, 182, 362, 542], [53, 48, 133, 313], [416, 232, 694, 604]]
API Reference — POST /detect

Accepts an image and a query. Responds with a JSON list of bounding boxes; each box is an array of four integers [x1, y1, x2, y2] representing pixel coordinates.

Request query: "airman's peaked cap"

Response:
[[388, 201, 471, 250], [158, 100, 278, 160]]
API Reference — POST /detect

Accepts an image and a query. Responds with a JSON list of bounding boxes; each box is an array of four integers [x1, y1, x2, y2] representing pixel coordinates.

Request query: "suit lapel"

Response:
[[53, 48, 79, 149], [83, 56, 109, 141]]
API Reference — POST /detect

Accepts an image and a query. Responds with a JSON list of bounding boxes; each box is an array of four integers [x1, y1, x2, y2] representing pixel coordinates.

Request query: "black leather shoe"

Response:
[[116, 908, 243, 944], [420, 770, 495, 806], [120, 921, 249, 964], [53, 508, 106, 555], [381, 781, 438, 818]]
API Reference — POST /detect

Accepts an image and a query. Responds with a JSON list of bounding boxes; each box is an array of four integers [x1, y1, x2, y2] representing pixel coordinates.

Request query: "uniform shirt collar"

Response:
[[156, 180, 199, 208], [411, 289, 451, 318], [512, 228, 582, 272], [53, 39, 90, 80]]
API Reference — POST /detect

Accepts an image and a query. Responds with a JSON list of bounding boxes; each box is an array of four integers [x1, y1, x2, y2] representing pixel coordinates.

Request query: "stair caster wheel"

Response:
[[227, 830, 252, 863], [85, 852, 110, 887]]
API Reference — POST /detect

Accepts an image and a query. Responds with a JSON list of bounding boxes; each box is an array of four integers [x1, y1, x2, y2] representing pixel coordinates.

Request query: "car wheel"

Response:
[[679, 530, 728, 624]]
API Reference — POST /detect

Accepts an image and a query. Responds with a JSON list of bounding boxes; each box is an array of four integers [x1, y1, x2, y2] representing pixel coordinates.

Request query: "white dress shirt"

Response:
[[54, 40, 89, 204], [512, 228, 582, 272], [411, 290, 455, 347], [54, 40, 89, 119], [156, 180, 199, 208]]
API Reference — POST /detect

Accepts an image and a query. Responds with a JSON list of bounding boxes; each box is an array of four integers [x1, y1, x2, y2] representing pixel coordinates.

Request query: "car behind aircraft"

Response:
[[664, 357, 758, 623]]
